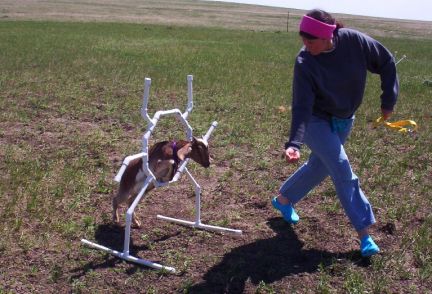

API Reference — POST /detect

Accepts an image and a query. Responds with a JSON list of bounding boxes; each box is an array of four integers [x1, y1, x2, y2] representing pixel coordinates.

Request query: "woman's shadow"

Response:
[[188, 217, 365, 293]]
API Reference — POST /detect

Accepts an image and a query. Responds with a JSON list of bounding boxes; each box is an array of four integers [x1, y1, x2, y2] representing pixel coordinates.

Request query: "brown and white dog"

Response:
[[112, 137, 210, 227]]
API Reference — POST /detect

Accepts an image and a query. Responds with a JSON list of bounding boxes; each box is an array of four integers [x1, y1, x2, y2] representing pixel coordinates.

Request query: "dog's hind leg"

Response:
[[112, 188, 129, 224], [127, 193, 142, 228], [125, 181, 156, 228]]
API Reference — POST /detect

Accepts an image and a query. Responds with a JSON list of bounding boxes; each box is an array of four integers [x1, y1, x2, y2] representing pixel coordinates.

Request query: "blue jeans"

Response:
[[279, 115, 375, 232]]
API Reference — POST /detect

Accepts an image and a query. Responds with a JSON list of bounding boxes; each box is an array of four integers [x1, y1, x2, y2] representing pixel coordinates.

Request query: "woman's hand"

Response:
[[285, 147, 300, 163]]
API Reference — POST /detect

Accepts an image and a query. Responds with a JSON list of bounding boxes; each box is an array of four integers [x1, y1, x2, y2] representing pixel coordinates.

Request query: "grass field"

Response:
[[0, 1, 431, 293]]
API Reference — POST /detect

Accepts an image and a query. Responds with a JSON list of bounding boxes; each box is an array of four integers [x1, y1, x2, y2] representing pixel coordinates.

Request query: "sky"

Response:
[[208, 0, 431, 22]]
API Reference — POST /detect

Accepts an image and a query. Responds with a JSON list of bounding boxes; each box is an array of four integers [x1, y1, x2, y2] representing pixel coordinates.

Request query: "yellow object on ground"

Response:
[[374, 116, 418, 133]]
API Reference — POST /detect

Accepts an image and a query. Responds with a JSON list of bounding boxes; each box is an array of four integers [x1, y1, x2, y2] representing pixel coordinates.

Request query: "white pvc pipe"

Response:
[[114, 152, 147, 182], [184, 168, 201, 224], [156, 215, 242, 235], [395, 54, 406, 65], [81, 239, 176, 273], [83, 75, 242, 275], [168, 120, 215, 182], [183, 75, 194, 119], [182, 117, 193, 141], [142, 123, 157, 179], [123, 177, 153, 255], [158, 166, 243, 236], [141, 78, 153, 124], [196, 223, 242, 235], [203, 121, 218, 143], [154, 109, 183, 120], [171, 159, 190, 182]]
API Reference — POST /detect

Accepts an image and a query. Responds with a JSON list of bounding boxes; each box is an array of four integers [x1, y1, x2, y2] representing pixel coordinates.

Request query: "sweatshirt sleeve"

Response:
[[358, 32, 399, 111], [285, 56, 315, 150]]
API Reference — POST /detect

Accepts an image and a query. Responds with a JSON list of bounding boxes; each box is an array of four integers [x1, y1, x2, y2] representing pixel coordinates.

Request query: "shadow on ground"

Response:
[[72, 223, 152, 279], [188, 217, 365, 293], [74, 218, 369, 291]]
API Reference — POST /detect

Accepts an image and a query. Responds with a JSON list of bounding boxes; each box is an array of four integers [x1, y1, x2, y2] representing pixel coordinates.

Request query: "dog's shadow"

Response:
[[187, 217, 367, 293]]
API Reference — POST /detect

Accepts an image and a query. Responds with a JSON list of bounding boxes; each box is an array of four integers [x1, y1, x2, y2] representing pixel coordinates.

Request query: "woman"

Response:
[[272, 9, 398, 257]]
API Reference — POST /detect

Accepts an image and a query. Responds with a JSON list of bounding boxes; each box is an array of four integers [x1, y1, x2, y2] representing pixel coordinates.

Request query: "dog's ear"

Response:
[[177, 143, 192, 161], [192, 136, 208, 148]]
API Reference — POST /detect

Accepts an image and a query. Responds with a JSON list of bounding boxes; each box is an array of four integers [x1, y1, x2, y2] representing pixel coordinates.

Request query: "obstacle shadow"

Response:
[[72, 223, 153, 279]]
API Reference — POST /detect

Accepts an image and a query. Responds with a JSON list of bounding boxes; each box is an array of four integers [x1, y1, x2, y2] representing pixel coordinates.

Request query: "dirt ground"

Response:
[[0, 1, 431, 293], [0, 113, 418, 292]]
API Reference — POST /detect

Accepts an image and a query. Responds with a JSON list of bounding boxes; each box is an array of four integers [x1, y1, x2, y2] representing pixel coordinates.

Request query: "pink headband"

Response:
[[299, 15, 336, 39]]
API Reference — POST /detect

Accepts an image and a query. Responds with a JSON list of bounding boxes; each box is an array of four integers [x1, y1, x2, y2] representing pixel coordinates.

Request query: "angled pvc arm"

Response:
[[203, 121, 218, 144], [395, 54, 406, 66], [171, 158, 190, 183], [114, 152, 147, 182]]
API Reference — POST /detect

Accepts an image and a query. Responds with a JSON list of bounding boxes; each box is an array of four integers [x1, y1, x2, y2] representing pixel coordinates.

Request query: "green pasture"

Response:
[[0, 20, 431, 292]]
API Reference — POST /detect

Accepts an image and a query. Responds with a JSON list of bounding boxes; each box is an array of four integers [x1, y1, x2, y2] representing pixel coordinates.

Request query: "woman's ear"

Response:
[[177, 143, 192, 161]]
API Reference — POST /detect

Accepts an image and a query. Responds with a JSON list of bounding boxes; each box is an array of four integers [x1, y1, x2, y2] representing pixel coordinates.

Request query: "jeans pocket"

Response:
[[331, 116, 353, 133]]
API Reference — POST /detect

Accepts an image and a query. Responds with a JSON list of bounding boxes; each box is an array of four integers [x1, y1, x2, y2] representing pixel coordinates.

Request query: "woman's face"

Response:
[[301, 37, 332, 56]]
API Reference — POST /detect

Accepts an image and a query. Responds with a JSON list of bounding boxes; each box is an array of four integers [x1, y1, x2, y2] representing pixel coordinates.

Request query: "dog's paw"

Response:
[[132, 219, 142, 228]]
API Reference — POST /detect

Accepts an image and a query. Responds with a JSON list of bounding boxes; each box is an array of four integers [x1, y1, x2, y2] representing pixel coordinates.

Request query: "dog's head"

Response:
[[177, 137, 210, 168]]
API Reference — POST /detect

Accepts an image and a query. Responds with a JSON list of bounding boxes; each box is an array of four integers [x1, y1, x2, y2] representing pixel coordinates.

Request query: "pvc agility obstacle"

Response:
[[81, 75, 242, 273]]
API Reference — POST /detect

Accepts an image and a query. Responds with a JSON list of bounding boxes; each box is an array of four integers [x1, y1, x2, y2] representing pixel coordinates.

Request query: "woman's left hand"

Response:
[[285, 147, 300, 163]]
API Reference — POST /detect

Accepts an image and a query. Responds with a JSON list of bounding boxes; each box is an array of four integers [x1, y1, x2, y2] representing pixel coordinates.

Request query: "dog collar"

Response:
[[171, 141, 180, 164]]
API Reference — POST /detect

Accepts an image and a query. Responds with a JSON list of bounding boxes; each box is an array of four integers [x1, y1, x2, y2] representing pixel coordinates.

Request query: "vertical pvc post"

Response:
[[123, 177, 153, 255], [185, 168, 201, 225], [142, 120, 158, 177], [183, 75, 194, 119], [141, 78, 153, 124]]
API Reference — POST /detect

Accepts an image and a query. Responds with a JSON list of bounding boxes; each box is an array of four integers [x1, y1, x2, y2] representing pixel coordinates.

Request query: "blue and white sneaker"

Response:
[[360, 235, 380, 257], [271, 197, 299, 224]]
